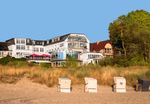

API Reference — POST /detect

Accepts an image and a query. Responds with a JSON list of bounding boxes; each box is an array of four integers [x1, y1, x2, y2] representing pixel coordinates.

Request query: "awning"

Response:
[[31, 54, 50, 57]]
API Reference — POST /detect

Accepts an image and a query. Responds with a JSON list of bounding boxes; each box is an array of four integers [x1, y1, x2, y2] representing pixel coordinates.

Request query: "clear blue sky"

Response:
[[0, 0, 150, 42]]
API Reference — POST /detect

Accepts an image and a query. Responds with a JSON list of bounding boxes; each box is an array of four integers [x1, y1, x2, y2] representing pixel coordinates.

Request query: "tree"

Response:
[[109, 10, 150, 62]]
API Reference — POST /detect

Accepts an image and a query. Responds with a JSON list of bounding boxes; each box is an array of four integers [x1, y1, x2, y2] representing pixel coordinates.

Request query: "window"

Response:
[[21, 40, 25, 44], [68, 43, 73, 48], [52, 39, 54, 43], [16, 39, 25, 44], [16, 39, 20, 44], [60, 43, 64, 47], [47, 40, 49, 44], [33, 41, 35, 45], [105, 48, 112, 53], [68, 36, 87, 42], [16, 45, 20, 50], [21, 45, 25, 50], [16, 45, 25, 50], [27, 39, 30, 43], [33, 47, 39, 52], [88, 54, 100, 59], [40, 48, 44, 52], [27, 46, 30, 50], [16, 52, 23, 56], [80, 43, 86, 48]]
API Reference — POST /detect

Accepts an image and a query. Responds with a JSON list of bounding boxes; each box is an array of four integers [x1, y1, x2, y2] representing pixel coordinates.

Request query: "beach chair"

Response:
[[58, 78, 71, 93], [136, 79, 150, 91], [84, 77, 97, 93], [113, 77, 126, 93]]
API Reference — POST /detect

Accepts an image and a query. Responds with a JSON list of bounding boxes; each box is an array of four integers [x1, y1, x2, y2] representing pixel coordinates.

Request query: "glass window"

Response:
[[16, 39, 20, 44], [105, 48, 112, 53], [68, 36, 87, 42], [16, 45, 20, 50], [21, 45, 25, 50], [33, 47, 39, 52], [47, 40, 49, 44], [40, 48, 44, 52], [27, 39, 30, 43], [21, 40, 25, 44], [68, 43, 72, 48], [16, 45, 25, 50], [60, 43, 64, 47], [33, 41, 35, 44], [27, 46, 30, 50]]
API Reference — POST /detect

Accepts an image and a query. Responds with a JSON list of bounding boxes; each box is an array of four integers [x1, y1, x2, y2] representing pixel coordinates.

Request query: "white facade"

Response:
[[7, 38, 46, 58], [6, 33, 90, 59], [0, 33, 106, 65], [45, 41, 67, 54], [0, 51, 9, 58], [79, 52, 104, 64], [45, 33, 90, 58]]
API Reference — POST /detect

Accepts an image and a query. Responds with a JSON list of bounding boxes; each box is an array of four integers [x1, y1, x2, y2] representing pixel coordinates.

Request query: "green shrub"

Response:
[[40, 63, 51, 69], [0, 56, 13, 65], [7, 58, 28, 67], [98, 56, 150, 67], [98, 57, 114, 66], [65, 56, 78, 68]]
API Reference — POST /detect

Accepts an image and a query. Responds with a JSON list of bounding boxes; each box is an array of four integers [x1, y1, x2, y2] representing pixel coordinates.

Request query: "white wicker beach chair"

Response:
[[113, 77, 126, 93], [84, 77, 97, 93], [58, 78, 71, 93]]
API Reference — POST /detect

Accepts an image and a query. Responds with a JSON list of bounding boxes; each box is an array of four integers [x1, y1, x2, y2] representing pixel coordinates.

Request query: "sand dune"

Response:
[[0, 78, 150, 104]]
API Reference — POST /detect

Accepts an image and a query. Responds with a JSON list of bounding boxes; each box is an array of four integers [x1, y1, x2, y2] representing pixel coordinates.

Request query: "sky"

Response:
[[0, 0, 150, 42]]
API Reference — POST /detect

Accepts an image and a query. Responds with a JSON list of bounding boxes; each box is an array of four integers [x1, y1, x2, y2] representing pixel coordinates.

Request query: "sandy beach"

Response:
[[0, 78, 149, 104]]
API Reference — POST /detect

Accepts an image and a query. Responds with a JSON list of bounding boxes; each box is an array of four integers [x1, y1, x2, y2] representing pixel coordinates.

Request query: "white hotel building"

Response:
[[1, 33, 103, 65], [6, 38, 46, 58]]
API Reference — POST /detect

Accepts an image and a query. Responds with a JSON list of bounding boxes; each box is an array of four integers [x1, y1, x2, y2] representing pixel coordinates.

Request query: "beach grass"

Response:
[[0, 65, 150, 87]]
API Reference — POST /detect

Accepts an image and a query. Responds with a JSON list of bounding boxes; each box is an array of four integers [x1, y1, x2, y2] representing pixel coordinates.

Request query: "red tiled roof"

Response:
[[90, 40, 112, 52]]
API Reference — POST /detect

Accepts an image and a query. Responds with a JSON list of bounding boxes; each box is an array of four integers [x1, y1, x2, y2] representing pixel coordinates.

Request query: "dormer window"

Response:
[[52, 39, 54, 43], [57, 37, 60, 41], [33, 41, 35, 45], [47, 40, 49, 44], [27, 39, 30, 43]]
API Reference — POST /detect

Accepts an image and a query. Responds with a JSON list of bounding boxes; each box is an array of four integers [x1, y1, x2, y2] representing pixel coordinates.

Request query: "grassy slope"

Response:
[[0, 65, 150, 87]]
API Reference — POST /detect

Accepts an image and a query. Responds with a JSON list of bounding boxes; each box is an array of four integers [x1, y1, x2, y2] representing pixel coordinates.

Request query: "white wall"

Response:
[[79, 52, 104, 64], [45, 41, 68, 53], [0, 51, 9, 58]]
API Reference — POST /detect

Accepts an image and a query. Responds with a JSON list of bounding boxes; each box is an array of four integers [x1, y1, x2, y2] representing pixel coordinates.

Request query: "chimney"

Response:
[[96, 41, 100, 45]]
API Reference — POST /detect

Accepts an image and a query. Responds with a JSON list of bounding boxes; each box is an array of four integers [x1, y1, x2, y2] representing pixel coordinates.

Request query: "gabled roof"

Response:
[[90, 40, 112, 52], [0, 42, 9, 51]]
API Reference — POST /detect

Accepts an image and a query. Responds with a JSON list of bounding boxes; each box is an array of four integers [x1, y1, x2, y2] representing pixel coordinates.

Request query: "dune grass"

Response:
[[0, 65, 150, 87]]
